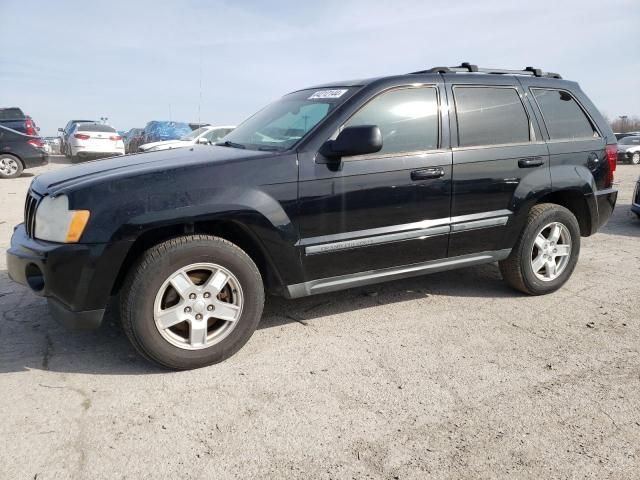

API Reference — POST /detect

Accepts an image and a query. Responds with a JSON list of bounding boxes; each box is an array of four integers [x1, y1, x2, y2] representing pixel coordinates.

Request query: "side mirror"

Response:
[[319, 125, 382, 162], [196, 137, 209, 144], [58, 128, 64, 132]]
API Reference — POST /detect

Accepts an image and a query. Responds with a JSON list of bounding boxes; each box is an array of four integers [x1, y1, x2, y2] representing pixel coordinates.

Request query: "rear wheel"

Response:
[[500, 203, 580, 295], [120, 235, 264, 370], [0, 154, 24, 179], [631, 152, 640, 165]]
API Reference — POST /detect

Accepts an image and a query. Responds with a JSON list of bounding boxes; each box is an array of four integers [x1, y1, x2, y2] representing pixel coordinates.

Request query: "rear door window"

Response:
[[453, 86, 531, 147], [531, 89, 598, 140]]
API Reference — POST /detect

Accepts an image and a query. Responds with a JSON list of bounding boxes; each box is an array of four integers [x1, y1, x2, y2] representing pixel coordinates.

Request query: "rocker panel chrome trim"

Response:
[[286, 249, 512, 298]]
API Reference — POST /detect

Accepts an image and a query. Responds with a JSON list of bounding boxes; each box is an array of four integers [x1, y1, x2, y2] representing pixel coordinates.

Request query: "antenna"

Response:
[[198, 47, 202, 126]]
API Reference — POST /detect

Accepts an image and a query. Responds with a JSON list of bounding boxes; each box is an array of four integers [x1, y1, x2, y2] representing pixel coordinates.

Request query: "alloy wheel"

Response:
[[0, 157, 19, 176], [153, 263, 244, 350], [530, 222, 572, 282]]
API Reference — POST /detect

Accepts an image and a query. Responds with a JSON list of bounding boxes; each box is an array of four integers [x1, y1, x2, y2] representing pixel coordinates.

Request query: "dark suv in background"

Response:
[[7, 63, 617, 369], [0, 107, 39, 136]]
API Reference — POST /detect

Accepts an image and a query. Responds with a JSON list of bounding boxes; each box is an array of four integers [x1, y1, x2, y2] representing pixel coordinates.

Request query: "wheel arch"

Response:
[[534, 189, 593, 237], [110, 218, 291, 298], [0, 151, 24, 166]]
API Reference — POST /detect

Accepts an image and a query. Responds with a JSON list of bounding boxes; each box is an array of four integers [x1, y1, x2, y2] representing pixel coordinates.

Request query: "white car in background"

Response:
[[68, 123, 125, 162], [138, 125, 235, 152], [617, 135, 640, 165]]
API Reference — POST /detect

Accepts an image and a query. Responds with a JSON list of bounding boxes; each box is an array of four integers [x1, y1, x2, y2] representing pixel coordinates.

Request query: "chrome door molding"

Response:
[[298, 209, 511, 255]]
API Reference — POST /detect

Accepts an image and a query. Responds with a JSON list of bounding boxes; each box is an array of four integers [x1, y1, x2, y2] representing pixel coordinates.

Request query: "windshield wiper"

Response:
[[215, 140, 246, 149]]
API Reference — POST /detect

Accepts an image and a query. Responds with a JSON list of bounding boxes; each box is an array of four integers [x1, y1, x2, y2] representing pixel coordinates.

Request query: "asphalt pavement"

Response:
[[1, 156, 639, 479]]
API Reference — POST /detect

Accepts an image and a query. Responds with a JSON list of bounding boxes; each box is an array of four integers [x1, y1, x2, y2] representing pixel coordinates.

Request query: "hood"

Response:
[[618, 143, 640, 152], [32, 145, 268, 195], [139, 139, 190, 151]]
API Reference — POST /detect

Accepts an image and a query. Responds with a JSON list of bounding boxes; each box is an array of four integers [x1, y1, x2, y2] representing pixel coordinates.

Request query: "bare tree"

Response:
[[610, 115, 640, 133]]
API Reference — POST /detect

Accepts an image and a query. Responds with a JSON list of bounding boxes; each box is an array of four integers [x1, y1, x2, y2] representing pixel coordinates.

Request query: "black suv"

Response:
[[7, 64, 618, 369]]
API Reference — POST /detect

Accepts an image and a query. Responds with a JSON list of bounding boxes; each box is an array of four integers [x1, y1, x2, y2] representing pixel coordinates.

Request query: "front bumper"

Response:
[[618, 151, 630, 162], [6, 224, 119, 329]]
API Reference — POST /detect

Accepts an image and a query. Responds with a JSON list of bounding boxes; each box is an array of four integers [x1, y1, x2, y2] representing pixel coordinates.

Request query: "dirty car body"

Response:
[[7, 64, 618, 368]]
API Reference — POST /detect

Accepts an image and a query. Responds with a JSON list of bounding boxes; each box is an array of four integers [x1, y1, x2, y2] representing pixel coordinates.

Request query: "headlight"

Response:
[[34, 195, 90, 243]]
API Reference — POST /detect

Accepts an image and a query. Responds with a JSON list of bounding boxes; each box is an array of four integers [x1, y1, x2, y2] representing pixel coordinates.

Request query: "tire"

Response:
[[631, 152, 640, 165], [499, 203, 580, 295], [0, 154, 24, 179], [120, 235, 264, 370]]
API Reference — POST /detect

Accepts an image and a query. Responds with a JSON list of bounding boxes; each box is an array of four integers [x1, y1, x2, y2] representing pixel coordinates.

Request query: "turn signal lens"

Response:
[[65, 210, 90, 243]]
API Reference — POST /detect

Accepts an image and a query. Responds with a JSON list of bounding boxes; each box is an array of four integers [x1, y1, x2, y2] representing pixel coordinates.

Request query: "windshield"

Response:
[[619, 136, 640, 145], [180, 126, 208, 141], [220, 88, 354, 151]]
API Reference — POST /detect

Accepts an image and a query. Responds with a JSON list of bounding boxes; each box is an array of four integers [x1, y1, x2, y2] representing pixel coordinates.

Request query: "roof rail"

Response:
[[410, 62, 562, 79]]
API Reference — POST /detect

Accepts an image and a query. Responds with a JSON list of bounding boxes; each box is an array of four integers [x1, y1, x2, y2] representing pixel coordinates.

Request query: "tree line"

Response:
[[606, 115, 640, 133]]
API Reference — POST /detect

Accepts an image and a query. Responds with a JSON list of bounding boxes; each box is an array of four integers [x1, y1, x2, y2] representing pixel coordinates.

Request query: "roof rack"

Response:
[[410, 62, 562, 79]]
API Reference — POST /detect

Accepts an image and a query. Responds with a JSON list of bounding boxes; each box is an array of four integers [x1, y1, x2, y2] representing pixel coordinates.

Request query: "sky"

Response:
[[1, 0, 638, 137]]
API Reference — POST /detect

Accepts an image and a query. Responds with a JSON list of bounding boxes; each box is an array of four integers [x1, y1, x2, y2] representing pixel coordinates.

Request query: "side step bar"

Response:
[[285, 249, 511, 299]]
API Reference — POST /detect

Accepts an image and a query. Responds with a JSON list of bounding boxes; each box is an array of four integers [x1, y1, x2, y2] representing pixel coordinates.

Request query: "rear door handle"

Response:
[[518, 157, 544, 168], [411, 167, 445, 180]]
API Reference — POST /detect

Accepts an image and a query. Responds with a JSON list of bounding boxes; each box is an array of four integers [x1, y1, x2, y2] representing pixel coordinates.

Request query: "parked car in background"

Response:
[[142, 121, 192, 145], [59, 119, 97, 157], [0, 125, 47, 178], [189, 123, 211, 130], [618, 136, 640, 165], [139, 125, 235, 152], [44, 137, 61, 155], [0, 108, 39, 136], [615, 132, 640, 141], [632, 176, 640, 218], [124, 128, 145, 153], [67, 123, 124, 162]]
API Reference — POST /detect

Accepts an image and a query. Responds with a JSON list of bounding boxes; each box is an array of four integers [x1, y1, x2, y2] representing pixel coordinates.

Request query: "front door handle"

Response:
[[411, 167, 445, 180], [518, 157, 544, 168]]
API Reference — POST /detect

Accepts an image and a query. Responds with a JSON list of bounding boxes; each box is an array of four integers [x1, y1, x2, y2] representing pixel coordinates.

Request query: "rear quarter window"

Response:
[[531, 89, 598, 140]]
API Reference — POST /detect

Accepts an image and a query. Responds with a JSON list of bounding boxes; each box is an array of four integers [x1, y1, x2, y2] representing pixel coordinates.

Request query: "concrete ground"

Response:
[[1, 156, 639, 479]]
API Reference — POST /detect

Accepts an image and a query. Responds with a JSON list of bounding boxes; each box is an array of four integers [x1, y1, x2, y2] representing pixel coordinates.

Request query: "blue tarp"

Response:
[[143, 121, 192, 143]]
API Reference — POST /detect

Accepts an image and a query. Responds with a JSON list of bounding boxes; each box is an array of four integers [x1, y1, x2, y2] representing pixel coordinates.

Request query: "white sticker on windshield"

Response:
[[308, 89, 348, 100]]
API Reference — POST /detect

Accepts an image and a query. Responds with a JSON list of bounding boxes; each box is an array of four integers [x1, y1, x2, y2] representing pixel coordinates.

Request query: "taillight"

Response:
[[110, 135, 122, 141], [27, 138, 44, 148], [25, 118, 36, 136], [74, 133, 90, 140], [605, 144, 617, 188]]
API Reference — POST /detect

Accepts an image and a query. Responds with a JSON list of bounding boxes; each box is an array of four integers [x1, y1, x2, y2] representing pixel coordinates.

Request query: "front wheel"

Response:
[[120, 235, 264, 370], [500, 203, 580, 295], [631, 152, 640, 165]]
